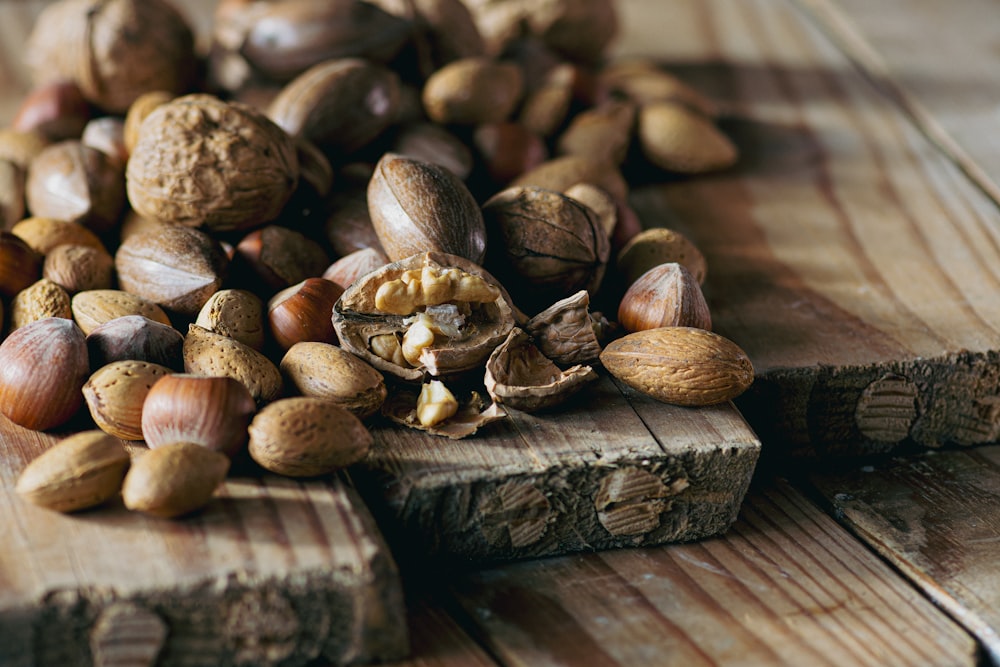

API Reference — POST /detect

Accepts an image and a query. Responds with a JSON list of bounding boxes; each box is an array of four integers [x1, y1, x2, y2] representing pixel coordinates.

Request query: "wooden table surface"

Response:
[[5, 0, 1000, 665]]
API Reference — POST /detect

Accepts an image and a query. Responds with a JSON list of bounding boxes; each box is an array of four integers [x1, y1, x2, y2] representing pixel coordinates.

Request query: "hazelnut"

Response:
[[0, 231, 42, 299], [11, 81, 91, 142], [0, 317, 89, 431], [267, 278, 344, 350], [0, 160, 26, 232], [618, 263, 712, 333], [473, 122, 549, 186], [322, 247, 390, 290], [141, 374, 256, 458], [234, 225, 329, 294]]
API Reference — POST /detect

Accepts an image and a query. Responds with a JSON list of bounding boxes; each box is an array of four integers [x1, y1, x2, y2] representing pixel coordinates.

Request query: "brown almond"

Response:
[[15, 430, 129, 512], [83, 360, 174, 440], [600, 327, 753, 407], [122, 442, 230, 518], [248, 397, 372, 477], [280, 342, 387, 419], [637, 101, 737, 173], [11, 216, 107, 255], [183, 324, 283, 403], [71, 289, 172, 336], [195, 289, 266, 351]]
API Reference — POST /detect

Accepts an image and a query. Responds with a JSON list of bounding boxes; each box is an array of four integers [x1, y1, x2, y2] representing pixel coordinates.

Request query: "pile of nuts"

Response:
[[3, 0, 753, 518]]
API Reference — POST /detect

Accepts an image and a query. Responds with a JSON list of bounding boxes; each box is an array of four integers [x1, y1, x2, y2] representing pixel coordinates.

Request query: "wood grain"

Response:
[[613, 0, 1000, 458], [810, 446, 1000, 665], [0, 418, 407, 667], [449, 479, 978, 666]]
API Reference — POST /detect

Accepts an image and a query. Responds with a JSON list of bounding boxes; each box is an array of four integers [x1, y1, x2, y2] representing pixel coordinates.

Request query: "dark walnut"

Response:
[[482, 185, 610, 314], [484, 328, 596, 412], [332, 252, 515, 382], [25, 0, 196, 113], [368, 153, 487, 264], [126, 95, 299, 232]]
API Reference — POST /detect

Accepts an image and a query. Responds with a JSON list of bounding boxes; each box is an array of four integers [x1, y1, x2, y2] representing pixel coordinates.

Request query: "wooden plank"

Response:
[[794, 0, 1000, 206], [809, 445, 1000, 665], [0, 417, 408, 667], [448, 479, 978, 666], [614, 0, 1000, 458], [353, 376, 760, 561]]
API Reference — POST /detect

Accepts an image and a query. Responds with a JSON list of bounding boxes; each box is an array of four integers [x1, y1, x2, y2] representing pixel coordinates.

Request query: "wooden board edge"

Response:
[[351, 436, 760, 563], [740, 349, 1000, 461]]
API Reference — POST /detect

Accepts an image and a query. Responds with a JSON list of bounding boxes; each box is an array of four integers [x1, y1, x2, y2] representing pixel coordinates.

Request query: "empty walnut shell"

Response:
[[483, 185, 610, 314], [126, 95, 299, 232], [25, 0, 196, 114], [368, 152, 487, 264], [332, 252, 515, 382], [485, 328, 597, 412], [525, 290, 606, 365]]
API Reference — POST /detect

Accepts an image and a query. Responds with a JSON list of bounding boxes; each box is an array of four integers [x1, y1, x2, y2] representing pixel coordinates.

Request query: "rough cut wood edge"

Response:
[[447, 478, 979, 666], [739, 350, 1000, 461], [808, 446, 1000, 665], [0, 478, 408, 667], [351, 389, 760, 563]]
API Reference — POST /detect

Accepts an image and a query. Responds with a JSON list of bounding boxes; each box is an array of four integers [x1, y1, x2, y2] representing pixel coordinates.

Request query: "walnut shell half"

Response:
[[484, 328, 596, 412], [126, 94, 299, 232], [332, 252, 515, 382]]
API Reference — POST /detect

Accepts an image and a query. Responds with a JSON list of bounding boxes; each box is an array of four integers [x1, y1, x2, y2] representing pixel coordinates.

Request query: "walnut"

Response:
[[525, 290, 605, 365], [484, 328, 597, 412], [126, 95, 299, 232], [25, 0, 196, 114], [333, 252, 515, 382], [382, 385, 506, 439]]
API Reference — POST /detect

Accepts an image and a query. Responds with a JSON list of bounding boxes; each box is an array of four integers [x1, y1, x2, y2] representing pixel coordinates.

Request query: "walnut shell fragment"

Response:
[[333, 252, 515, 382], [525, 290, 608, 365], [126, 95, 299, 232], [382, 386, 506, 439], [485, 328, 596, 412]]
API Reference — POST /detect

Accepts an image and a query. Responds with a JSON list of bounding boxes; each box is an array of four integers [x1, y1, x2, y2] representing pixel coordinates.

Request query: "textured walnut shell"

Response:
[[600, 327, 754, 407], [525, 290, 605, 365], [25, 0, 196, 113], [484, 328, 596, 412], [368, 153, 487, 263], [9, 278, 72, 331], [26, 140, 125, 233], [126, 95, 299, 232], [280, 342, 387, 419], [15, 430, 129, 512], [83, 360, 174, 440], [421, 57, 524, 125], [332, 252, 515, 381], [212, 0, 411, 87], [115, 225, 229, 318], [0, 317, 89, 430], [248, 397, 372, 477], [483, 185, 610, 314], [267, 58, 401, 155], [618, 263, 712, 333]]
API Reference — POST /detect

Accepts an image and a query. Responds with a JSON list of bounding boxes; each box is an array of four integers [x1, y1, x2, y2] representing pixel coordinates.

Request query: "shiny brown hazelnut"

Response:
[[618, 263, 712, 333], [11, 81, 91, 142], [267, 277, 344, 350]]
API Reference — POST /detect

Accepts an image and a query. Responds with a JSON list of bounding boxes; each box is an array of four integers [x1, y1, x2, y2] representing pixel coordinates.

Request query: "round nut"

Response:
[[81, 117, 128, 166], [0, 159, 26, 231], [267, 278, 344, 350], [43, 243, 115, 294], [9, 278, 73, 331], [267, 57, 401, 155], [368, 152, 487, 264], [123, 90, 173, 155], [122, 442, 230, 519], [83, 360, 174, 440], [511, 154, 628, 204], [600, 327, 754, 407], [0, 317, 89, 430], [473, 122, 548, 186], [12, 80, 91, 142], [248, 397, 372, 477], [15, 430, 129, 512], [126, 94, 299, 232], [618, 263, 712, 333], [391, 123, 475, 181], [0, 128, 49, 170], [25, 0, 196, 113], [115, 225, 229, 318], [421, 57, 524, 125], [0, 232, 42, 299], [280, 342, 387, 419], [141, 374, 257, 458], [234, 225, 329, 294]]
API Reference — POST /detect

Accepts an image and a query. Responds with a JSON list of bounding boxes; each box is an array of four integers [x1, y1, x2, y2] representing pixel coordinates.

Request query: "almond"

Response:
[[122, 442, 230, 518], [183, 324, 283, 403]]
